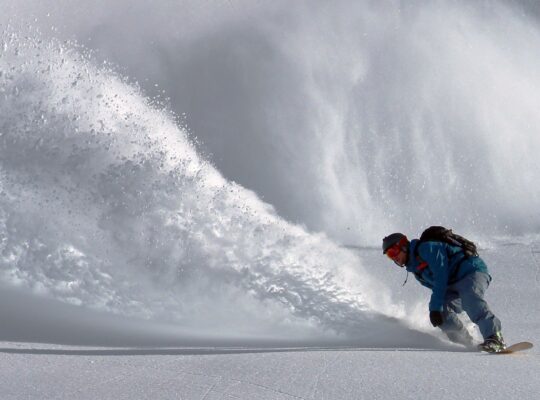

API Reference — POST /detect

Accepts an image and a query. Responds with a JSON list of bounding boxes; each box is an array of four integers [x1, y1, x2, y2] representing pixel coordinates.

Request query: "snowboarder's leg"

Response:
[[441, 290, 474, 346], [454, 272, 502, 339]]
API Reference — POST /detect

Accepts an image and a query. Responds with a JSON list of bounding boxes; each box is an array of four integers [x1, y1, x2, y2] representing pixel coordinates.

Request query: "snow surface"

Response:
[[0, 341, 537, 400], [1, 242, 538, 400]]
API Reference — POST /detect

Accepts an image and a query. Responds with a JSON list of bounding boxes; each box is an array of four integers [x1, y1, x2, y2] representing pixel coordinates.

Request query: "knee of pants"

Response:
[[460, 295, 492, 322]]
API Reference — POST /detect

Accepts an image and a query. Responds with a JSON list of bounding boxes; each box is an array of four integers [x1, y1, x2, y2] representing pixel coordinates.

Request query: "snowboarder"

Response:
[[382, 230, 506, 352]]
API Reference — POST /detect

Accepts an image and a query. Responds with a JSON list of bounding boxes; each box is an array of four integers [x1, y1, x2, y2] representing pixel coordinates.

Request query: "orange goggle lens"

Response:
[[385, 245, 401, 259]]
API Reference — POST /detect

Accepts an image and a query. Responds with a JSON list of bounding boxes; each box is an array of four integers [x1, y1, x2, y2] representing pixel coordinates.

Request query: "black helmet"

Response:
[[382, 233, 407, 254]]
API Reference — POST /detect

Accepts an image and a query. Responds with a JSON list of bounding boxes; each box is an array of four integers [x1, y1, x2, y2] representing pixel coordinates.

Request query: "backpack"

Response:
[[403, 226, 479, 286], [417, 226, 478, 257]]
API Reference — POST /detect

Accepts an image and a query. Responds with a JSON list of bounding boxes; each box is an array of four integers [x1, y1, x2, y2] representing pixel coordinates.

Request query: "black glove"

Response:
[[429, 311, 444, 327]]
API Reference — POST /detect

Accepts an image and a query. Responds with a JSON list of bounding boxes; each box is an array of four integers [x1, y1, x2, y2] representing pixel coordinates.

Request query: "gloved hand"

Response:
[[429, 311, 444, 327]]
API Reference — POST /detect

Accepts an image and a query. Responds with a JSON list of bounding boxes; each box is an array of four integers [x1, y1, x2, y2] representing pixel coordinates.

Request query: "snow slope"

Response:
[[0, 242, 538, 400]]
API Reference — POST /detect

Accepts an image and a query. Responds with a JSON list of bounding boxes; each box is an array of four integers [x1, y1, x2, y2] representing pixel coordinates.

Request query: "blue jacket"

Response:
[[405, 239, 489, 312]]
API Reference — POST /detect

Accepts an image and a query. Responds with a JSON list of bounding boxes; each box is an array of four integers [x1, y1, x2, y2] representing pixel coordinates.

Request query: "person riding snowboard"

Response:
[[382, 228, 505, 352]]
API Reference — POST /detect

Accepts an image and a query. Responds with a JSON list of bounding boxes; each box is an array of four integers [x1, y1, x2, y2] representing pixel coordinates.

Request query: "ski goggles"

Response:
[[385, 244, 402, 260]]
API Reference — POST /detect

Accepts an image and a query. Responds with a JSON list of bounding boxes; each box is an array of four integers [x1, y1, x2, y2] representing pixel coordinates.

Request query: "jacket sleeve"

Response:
[[420, 242, 450, 312]]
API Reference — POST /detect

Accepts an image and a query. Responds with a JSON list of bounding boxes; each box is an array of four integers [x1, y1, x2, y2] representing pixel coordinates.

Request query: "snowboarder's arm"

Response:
[[421, 243, 450, 312]]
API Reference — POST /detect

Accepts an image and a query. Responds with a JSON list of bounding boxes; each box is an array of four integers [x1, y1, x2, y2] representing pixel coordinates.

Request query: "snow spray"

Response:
[[1, 0, 539, 344]]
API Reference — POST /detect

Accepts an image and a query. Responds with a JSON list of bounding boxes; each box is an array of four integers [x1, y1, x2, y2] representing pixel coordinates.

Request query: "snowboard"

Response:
[[484, 341, 533, 355]]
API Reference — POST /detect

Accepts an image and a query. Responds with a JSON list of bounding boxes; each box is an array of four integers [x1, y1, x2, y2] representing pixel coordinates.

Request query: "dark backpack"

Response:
[[404, 226, 478, 286], [417, 226, 478, 257]]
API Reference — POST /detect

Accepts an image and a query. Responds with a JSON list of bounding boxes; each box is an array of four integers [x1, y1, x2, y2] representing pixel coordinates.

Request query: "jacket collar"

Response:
[[405, 239, 420, 272]]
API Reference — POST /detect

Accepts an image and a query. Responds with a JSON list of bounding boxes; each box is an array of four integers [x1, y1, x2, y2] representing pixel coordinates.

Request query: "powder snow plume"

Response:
[[0, 28, 439, 347], [16, 0, 539, 245]]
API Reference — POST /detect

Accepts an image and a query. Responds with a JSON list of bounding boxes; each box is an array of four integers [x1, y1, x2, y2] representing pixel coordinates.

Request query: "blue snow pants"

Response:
[[440, 272, 502, 342]]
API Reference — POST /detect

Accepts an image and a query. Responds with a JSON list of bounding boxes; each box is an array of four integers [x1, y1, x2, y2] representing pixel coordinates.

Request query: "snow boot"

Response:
[[478, 332, 506, 353]]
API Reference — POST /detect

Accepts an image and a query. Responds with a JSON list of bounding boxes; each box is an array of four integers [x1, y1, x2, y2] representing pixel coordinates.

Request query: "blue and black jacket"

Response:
[[405, 239, 489, 312]]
